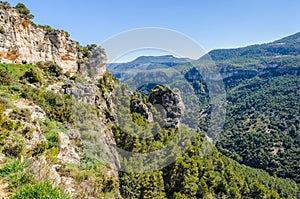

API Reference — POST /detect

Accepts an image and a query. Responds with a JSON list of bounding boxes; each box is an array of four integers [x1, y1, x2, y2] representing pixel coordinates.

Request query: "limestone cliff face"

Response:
[[149, 86, 184, 128], [0, 3, 106, 76], [130, 98, 153, 122], [61, 79, 120, 179]]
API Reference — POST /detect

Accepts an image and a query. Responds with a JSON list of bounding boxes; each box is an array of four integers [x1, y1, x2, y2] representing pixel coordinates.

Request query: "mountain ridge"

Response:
[[208, 32, 300, 61]]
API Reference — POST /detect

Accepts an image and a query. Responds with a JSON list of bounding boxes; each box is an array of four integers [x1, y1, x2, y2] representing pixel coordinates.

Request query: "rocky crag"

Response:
[[0, 2, 119, 198], [0, 1, 106, 77]]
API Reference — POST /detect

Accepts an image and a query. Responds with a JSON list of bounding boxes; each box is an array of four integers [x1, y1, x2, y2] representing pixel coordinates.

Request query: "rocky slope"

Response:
[[0, 63, 121, 198], [0, 2, 118, 198]]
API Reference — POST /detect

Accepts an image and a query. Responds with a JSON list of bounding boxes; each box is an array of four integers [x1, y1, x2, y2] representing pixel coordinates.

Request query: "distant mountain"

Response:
[[209, 32, 300, 61], [190, 32, 300, 183], [108, 33, 300, 80], [131, 55, 193, 64], [107, 55, 193, 79]]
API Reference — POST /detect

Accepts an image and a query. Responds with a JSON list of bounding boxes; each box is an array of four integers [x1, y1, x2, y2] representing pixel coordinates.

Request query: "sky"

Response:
[[5, 0, 300, 62]]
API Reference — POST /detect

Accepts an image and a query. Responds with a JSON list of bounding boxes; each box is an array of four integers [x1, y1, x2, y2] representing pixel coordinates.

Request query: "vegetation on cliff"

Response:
[[0, 62, 120, 198]]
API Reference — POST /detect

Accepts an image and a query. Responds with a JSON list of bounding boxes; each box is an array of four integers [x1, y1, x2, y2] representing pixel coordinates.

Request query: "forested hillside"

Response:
[[111, 86, 300, 198], [190, 33, 300, 184]]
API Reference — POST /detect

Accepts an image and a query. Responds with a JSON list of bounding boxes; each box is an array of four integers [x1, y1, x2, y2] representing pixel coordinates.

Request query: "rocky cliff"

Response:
[[0, 2, 106, 77], [149, 86, 184, 128], [0, 2, 119, 198]]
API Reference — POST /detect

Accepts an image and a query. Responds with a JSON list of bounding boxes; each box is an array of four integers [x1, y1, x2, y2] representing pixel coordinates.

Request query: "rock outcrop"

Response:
[[130, 98, 153, 122], [149, 86, 184, 128], [0, 2, 106, 77], [62, 80, 100, 104], [57, 132, 80, 166], [61, 79, 120, 178], [78, 45, 107, 79]]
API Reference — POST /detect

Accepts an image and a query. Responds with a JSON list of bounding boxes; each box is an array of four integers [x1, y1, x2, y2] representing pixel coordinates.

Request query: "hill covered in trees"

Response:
[[108, 32, 300, 193], [187, 33, 300, 184]]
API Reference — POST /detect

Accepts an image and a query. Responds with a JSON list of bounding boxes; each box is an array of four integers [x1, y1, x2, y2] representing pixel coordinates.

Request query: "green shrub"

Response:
[[0, 160, 32, 191], [97, 72, 118, 95], [9, 108, 31, 122], [20, 88, 74, 124], [11, 85, 21, 91], [0, 160, 24, 178], [2, 135, 25, 157], [44, 147, 59, 163], [131, 112, 147, 126], [15, 3, 34, 19], [0, 104, 14, 142], [65, 31, 70, 38], [0, 63, 37, 79], [44, 131, 59, 149], [36, 61, 62, 77], [37, 25, 55, 33], [20, 68, 43, 84], [0, 68, 12, 86], [11, 182, 70, 199], [31, 141, 48, 157]]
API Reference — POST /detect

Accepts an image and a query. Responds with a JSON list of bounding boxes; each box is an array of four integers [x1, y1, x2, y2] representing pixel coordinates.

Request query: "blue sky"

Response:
[[5, 0, 300, 60]]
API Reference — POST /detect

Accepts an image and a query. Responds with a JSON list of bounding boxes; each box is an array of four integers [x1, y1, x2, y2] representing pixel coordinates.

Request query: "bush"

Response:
[[20, 88, 74, 124], [0, 68, 12, 86], [0, 161, 69, 199], [32, 144, 47, 157], [36, 61, 62, 77], [0, 104, 14, 142], [2, 135, 25, 157], [97, 72, 118, 95], [15, 3, 34, 19], [0, 160, 25, 178], [11, 85, 21, 91], [11, 182, 70, 199], [0, 160, 33, 191], [20, 68, 42, 84], [9, 108, 31, 122], [44, 131, 59, 149], [37, 25, 55, 33]]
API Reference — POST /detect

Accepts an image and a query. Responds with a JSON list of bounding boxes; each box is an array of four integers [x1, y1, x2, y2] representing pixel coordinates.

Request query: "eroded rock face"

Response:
[[61, 79, 120, 179], [149, 86, 184, 128], [0, 5, 106, 77], [0, 7, 77, 73], [57, 133, 80, 166], [30, 156, 61, 187], [62, 80, 100, 104], [78, 45, 107, 79], [130, 99, 153, 122]]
